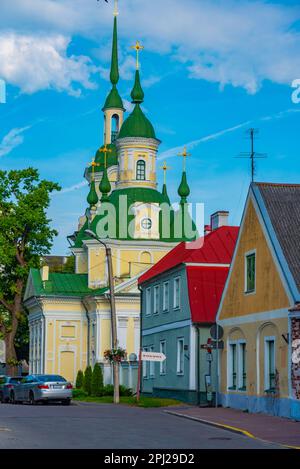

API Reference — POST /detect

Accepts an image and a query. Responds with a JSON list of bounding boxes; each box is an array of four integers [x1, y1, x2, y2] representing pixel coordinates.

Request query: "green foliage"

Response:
[[91, 363, 104, 397], [75, 370, 84, 389], [72, 388, 88, 399], [101, 384, 132, 397], [0, 168, 61, 360], [83, 365, 92, 395]]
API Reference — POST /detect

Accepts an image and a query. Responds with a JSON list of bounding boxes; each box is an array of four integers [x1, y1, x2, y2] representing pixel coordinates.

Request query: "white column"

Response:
[[134, 318, 140, 357]]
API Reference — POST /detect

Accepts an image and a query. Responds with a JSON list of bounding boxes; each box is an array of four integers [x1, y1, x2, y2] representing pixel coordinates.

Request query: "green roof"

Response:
[[87, 180, 98, 207], [29, 269, 108, 298], [103, 85, 124, 111], [118, 104, 156, 139], [131, 70, 144, 103], [87, 144, 118, 174], [178, 171, 190, 201]]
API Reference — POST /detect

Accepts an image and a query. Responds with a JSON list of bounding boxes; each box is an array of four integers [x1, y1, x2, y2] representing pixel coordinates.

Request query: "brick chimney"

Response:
[[211, 211, 229, 231]]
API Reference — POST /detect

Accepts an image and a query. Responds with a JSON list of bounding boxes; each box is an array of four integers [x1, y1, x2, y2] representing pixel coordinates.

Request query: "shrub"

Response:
[[72, 388, 88, 399], [101, 384, 133, 397], [91, 363, 104, 397], [83, 365, 92, 396], [75, 370, 84, 389]]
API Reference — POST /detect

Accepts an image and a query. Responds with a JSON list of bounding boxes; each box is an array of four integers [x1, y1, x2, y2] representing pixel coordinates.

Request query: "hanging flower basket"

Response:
[[104, 348, 127, 363]]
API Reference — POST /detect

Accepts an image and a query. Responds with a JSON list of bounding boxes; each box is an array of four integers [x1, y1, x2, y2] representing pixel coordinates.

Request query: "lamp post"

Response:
[[84, 229, 119, 404]]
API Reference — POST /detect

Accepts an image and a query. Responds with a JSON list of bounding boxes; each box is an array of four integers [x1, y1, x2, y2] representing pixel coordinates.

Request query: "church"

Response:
[[23, 1, 197, 384]]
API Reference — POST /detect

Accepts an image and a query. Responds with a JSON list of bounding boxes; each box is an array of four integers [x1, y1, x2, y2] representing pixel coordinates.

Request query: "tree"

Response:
[[75, 370, 84, 389], [91, 363, 104, 397], [0, 168, 60, 370], [83, 365, 92, 395]]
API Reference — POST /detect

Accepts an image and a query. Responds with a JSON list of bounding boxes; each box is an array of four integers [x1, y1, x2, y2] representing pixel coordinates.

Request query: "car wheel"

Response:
[[62, 399, 71, 406], [29, 391, 36, 406]]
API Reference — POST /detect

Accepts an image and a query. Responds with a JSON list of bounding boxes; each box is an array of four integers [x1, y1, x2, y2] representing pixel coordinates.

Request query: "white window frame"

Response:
[[176, 338, 184, 375], [160, 340, 166, 375], [237, 340, 247, 391], [244, 249, 256, 294], [173, 277, 181, 310], [145, 287, 151, 316], [227, 340, 247, 392], [149, 345, 155, 378], [264, 336, 276, 392], [154, 285, 160, 315], [163, 282, 169, 312], [143, 347, 148, 379]]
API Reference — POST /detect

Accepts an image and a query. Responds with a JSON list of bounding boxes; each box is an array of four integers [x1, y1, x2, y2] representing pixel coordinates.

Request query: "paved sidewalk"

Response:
[[165, 406, 300, 448]]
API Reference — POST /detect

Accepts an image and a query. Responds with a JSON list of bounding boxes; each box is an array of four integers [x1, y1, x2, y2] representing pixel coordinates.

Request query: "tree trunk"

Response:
[[4, 283, 23, 376]]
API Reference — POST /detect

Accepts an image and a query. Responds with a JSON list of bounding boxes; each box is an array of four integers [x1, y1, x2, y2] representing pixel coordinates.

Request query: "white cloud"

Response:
[[0, 126, 31, 158], [159, 121, 250, 160], [1, 0, 299, 95], [0, 32, 97, 96], [55, 180, 88, 195]]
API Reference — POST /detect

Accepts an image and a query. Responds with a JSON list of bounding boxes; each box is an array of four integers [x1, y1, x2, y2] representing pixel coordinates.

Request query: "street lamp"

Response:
[[84, 229, 119, 404]]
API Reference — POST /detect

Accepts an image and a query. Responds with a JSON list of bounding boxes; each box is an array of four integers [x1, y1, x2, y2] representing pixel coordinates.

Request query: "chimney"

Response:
[[40, 265, 49, 282], [204, 224, 212, 236], [211, 211, 229, 231]]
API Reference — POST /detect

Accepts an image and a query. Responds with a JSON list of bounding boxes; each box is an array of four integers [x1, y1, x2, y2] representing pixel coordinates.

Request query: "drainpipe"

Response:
[[138, 284, 143, 397], [35, 297, 45, 375], [82, 299, 90, 367], [196, 326, 201, 406]]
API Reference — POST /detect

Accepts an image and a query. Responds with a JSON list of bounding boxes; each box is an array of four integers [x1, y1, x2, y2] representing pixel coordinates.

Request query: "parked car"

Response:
[[0, 376, 23, 403], [10, 374, 73, 405]]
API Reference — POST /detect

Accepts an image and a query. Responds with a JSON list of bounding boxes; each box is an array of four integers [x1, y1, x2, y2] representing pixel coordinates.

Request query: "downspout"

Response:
[[35, 297, 45, 375], [197, 326, 201, 406], [82, 298, 90, 367], [138, 284, 143, 397]]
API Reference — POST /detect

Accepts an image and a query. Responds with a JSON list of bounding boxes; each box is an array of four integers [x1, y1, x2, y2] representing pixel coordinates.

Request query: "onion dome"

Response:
[[118, 69, 156, 139], [99, 167, 111, 202], [87, 180, 99, 207], [178, 171, 190, 203]]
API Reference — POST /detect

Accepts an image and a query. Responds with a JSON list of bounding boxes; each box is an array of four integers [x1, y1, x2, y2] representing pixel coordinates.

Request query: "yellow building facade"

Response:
[[216, 182, 300, 419], [24, 4, 197, 385]]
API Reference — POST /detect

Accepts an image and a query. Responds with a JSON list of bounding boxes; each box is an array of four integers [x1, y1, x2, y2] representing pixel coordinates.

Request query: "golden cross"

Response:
[[178, 146, 191, 171], [131, 40, 144, 70], [89, 158, 100, 180], [99, 144, 112, 169], [113, 0, 119, 17], [159, 161, 172, 185]]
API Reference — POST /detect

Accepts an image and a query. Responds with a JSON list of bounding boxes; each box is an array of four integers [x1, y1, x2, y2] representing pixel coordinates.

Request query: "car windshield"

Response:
[[36, 375, 66, 383], [9, 377, 22, 383]]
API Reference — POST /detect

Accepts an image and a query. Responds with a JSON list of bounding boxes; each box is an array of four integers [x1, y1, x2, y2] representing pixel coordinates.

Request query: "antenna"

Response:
[[235, 128, 267, 182]]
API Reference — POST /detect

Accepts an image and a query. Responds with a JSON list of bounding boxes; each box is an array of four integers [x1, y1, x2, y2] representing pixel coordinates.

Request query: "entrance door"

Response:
[[60, 351, 75, 383]]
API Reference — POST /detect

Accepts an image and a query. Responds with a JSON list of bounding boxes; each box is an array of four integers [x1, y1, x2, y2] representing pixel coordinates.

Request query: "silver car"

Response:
[[10, 374, 72, 405]]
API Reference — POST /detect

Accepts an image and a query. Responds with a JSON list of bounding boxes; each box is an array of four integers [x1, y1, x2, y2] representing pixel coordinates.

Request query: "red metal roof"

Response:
[[138, 226, 239, 284], [187, 266, 230, 323], [138, 225, 239, 325]]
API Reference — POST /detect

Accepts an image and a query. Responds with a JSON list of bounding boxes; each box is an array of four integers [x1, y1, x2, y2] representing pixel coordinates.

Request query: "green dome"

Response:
[[87, 180, 99, 207], [99, 167, 111, 202], [103, 85, 124, 111], [131, 70, 144, 103], [178, 171, 190, 201], [89, 144, 118, 172], [118, 104, 156, 139]]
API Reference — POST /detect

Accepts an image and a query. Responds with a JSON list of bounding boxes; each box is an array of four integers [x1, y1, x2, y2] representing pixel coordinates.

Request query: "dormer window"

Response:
[[136, 160, 146, 180], [111, 114, 120, 143]]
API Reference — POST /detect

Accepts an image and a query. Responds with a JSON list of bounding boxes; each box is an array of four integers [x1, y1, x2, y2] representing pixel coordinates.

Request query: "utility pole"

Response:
[[235, 128, 267, 182], [85, 229, 119, 404]]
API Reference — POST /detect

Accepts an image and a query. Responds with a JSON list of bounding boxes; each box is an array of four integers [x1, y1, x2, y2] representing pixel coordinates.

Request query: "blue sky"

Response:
[[0, 0, 300, 254]]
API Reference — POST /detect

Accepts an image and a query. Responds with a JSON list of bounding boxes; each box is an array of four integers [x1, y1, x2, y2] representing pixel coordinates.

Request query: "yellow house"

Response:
[[23, 4, 197, 385], [216, 182, 300, 419]]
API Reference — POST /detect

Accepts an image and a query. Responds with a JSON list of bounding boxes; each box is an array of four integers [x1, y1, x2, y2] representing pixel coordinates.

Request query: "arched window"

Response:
[[111, 114, 119, 143], [136, 160, 146, 180]]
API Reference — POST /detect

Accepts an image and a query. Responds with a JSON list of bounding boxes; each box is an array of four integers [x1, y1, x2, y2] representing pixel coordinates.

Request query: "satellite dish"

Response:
[[210, 324, 224, 340]]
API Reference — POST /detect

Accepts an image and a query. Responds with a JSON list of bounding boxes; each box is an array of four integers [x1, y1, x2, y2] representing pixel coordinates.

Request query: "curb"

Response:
[[164, 410, 300, 449]]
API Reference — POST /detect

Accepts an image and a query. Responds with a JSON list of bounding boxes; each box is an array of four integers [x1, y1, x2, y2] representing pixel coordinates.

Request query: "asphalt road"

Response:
[[0, 402, 282, 449]]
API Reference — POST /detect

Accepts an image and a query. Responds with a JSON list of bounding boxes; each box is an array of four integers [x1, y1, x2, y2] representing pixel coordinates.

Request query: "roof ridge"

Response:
[[255, 182, 300, 188]]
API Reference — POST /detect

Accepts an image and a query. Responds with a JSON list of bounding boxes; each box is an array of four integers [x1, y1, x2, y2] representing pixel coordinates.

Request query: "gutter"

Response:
[[82, 298, 90, 367]]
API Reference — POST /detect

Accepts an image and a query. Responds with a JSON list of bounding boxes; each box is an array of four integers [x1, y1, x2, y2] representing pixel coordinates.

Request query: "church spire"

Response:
[[102, 1, 124, 112], [160, 161, 171, 204], [178, 147, 191, 204], [99, 145, 112, 201]]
